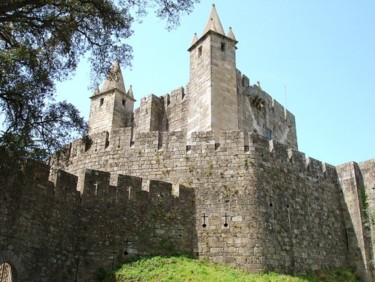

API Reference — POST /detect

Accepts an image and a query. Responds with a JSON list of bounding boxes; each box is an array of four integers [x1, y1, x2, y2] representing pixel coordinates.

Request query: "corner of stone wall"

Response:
[[337, 161, 374, 281]]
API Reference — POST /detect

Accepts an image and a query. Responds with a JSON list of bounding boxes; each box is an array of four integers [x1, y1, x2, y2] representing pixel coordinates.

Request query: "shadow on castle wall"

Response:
[[0, 147, 197, 281]]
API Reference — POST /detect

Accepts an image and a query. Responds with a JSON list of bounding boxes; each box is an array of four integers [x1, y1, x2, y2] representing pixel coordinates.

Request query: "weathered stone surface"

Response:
[[1, 4, 375, 282]]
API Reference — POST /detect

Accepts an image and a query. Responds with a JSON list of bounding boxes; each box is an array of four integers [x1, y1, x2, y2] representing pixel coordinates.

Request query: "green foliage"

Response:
[[103, 256, 359, 282], [244, 158, 249, 169], [360, 187, 369, 225], [0, 0, 198, 159]]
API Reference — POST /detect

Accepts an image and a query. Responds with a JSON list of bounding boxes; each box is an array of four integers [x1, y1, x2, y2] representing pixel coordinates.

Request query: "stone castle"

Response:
[[1, 5, 375, 282]]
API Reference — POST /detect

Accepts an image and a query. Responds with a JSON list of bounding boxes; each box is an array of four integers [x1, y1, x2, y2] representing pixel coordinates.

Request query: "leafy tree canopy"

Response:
[[0, 0, 198, 160]]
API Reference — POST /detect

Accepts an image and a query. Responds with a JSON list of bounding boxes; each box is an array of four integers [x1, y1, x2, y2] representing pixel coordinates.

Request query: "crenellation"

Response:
[[116, 174, 143, 203], [322, 163, 338, 179], [2, 4, 374, 281], [81, 169, 111, 201], [217, 131, 246, 153], [110, 127, 133, 151], [149, 180, 173, 201], [54, 169, 79, 203], [305, 157, 324, 179], [287, 149, 306, 167]]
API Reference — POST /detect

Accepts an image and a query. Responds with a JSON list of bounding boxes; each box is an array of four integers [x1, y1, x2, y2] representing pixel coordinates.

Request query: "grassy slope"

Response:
[[103, 256, 359, 282]]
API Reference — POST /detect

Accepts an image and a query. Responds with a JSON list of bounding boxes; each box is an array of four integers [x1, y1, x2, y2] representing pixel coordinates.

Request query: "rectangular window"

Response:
[[266, 128, 272, 140], [198, 46, 202, 57], [221, 42, 225, 52], [100, 98, 104, 106]]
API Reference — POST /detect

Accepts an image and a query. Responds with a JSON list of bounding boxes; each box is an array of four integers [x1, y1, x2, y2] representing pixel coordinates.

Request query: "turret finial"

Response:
[[227, 27, 236, 41], [100, 60, 126, 93], [191, 33, 198, 45], [203, 4, 225, 36]]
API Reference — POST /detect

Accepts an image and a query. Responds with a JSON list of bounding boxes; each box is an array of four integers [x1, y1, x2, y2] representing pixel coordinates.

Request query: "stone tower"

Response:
[[88, 60, 135, 134], [187, 4, 238, 139]]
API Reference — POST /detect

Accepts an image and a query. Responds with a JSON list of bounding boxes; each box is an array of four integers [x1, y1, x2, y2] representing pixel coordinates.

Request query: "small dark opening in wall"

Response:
[[100, 98, 104, 106], [270, 203, 273, 207], [215, 143, 220, 150], [266, 128, 272, 140], [186, 145, 191, 152], [244, 145, 249, 152], [122, 99, 126, 106], [221, 42, 225, 52], [198, 46, 202, 57], [105, 131, 110, 149]]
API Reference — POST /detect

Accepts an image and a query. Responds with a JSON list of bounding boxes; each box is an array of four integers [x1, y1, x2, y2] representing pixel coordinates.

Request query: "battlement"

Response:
[[1, 153, 190, 209], [50, 129, 337, 186], [237, 70, 295, 122], [1, 150, 196, 281], [235, 69, 298, 150], [249, 134, 338, 183]]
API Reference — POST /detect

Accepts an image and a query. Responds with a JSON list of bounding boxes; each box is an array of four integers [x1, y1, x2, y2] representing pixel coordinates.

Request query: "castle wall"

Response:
[[186, 34, 213, 136], [209, 33, 239, 136], [131, 70, 297, 151], [251, 136, 348, 273], [0, 149, 196, 281], [360, 159, 375, 279], [165, 87, 189, 132], [133, 94, 167, 135], [88, 91, 117, 134], [50, 130, 351, 274], [336, 160, 375, 281], [237, 71, 298, 150]]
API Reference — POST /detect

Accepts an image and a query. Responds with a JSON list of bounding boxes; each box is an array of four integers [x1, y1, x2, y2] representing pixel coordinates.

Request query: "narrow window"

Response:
[[122, 99, 126, 107], [265, 128, 272, 140], [100, 98, 104, 106], [221, 42, 225, 52], [198, 46, 202, 57]]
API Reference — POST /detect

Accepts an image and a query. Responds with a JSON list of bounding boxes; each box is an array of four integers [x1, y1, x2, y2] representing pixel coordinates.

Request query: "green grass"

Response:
[[103, 256, 359, 282]]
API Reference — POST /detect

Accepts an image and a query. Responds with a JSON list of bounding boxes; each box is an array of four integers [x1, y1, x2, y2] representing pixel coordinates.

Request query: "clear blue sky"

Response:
[[56, 0, 375, 166]]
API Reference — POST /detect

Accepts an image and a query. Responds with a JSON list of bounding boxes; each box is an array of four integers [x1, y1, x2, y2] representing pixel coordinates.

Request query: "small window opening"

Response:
[[100, 98, 104, 106], [198, 46, 202, 57], [221, 42, 225, 52], [122, 99, 126, 107], [105, 131, 109, 149], [266, 128, 272, 140]]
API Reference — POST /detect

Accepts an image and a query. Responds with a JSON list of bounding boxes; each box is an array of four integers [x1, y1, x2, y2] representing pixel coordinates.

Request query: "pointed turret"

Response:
[[191, 33, 198, 45], [187, 4, 239, 139], [127, 85, 134, 99], [226, 27, 236, 41], [88, 60, 135, 135], [203, 4, 225, 36], [100, 60, 126, 93]]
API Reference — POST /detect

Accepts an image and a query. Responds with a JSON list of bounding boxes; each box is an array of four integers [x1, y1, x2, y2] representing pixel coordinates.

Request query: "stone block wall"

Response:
[[0, 150, 196, 281], [165, 87, 189, 132], [236, 71, 298, 150], [337, 160, 375, 281], [49, 130, 352, 275], [131, 70, 297, 150], [251, 136, 348, 273]]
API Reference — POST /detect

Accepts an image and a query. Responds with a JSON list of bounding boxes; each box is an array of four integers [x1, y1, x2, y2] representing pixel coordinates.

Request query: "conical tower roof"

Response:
[[191, 33, 198, 45], [226, 27, 236, 41], [100, 60, 126, 93], [127, 85, 134, 99], [203, 4, 225, 36]]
